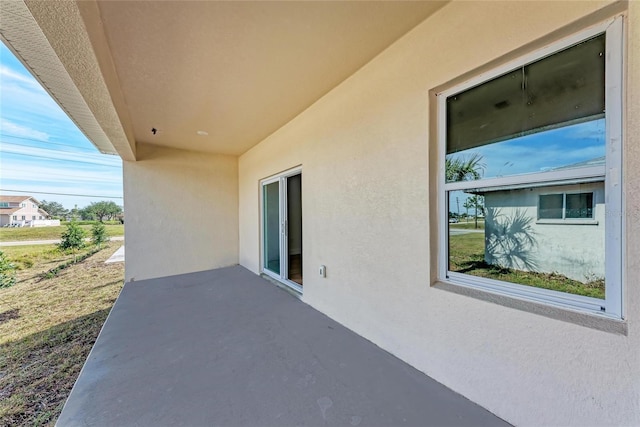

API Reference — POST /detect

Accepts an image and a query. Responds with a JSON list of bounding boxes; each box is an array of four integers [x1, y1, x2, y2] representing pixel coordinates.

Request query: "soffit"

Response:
[[0, 1, 135, 159], [95, 1, 446, 155]]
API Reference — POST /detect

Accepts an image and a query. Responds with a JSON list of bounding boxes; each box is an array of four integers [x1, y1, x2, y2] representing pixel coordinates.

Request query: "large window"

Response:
[[438, 18, 623, 318]]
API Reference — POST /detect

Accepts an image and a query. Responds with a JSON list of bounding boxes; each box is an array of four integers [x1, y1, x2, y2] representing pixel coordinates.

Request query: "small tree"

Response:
[[59, 221, 86, 261], [466, 195, 485, 229], [0, 250, 16, 289], [462, 199, 473, 222], [91, 222, 108, 248]]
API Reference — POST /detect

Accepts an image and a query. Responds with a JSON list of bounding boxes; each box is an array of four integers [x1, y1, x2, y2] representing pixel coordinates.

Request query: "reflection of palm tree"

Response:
[[485, 208, 538, 271], [446, 153, 485, 182]]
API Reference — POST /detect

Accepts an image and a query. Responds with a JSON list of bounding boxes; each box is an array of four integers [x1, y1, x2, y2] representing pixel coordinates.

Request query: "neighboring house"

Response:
[[1, 2, 638, 426], [480, 181, 605, 281], [0, 195, 52, 227], [476, 159, 606, 282]]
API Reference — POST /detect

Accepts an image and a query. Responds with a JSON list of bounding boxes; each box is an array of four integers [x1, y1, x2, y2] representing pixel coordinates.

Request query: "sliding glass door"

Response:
[[263, 181, 281, 275], [262, 170, 302, 292]]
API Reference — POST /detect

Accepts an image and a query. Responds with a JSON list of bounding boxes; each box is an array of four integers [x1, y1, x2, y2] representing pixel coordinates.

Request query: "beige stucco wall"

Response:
[[124, 143, 238, 282], [239, 1, 640, 425]]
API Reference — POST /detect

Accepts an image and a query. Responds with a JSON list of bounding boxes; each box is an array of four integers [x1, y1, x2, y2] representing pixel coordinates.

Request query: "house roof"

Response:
[[551, 156, 606, 171], [0, 195, 33, 203], [0, 208, 21, 215], [468, 157, 606, 194], [0, 1, 446, 160]]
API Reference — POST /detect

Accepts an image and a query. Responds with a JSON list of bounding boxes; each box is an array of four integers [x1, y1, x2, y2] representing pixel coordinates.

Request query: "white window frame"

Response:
[[437, 17, 624, 319], [538, 191, 596, 220]]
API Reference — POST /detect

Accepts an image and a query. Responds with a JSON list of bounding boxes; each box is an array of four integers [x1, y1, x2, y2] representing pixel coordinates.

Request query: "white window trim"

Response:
[[437, 16, 624, 319]]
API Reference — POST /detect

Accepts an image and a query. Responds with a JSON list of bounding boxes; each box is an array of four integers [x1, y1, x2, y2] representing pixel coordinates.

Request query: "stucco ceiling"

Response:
[[3, 0, 444, 158], [90, 1, 446, 156]]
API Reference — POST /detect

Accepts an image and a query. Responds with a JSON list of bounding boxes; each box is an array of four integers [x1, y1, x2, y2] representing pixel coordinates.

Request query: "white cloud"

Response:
[[0, 119, 50, 141], [0, 64, 42, 89], [0, 143, 121, 167], [0, 159, 123, 209]]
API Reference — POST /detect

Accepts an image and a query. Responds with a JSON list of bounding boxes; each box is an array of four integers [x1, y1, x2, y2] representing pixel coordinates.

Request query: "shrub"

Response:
[[59, 222, 86, 261], [0, 250, 16, 288], [91, 222, 107, 248]]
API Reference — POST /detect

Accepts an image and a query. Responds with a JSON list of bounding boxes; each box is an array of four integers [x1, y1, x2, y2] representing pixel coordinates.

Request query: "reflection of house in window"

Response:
[[475, 177, 604, 283]]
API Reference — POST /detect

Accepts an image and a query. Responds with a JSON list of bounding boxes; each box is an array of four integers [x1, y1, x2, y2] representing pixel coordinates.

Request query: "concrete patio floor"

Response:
[[57, 266, 509, 427]]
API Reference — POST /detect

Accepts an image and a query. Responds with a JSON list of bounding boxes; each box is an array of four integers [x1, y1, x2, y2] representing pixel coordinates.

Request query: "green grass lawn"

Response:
[[449, 232, 605, 299], [0, 244, 124, 426], [1, 245, 72, 272], [0, 224, 124, 242]]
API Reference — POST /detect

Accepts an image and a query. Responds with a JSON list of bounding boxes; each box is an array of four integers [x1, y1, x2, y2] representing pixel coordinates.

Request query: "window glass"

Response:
[[539, 194, 563, 219], [566, 193, 593, 218], [446, 34, 606, 182], [447, 186, 604, 299], [442, 27, 619, 311]]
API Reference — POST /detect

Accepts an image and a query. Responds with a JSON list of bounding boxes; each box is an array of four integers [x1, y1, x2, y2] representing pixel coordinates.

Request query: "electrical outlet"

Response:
[[319, 265, 326, 278]]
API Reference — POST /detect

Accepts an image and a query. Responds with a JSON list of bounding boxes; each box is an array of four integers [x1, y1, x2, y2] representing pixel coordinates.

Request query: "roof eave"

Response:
[[0, 0, 136, 161]]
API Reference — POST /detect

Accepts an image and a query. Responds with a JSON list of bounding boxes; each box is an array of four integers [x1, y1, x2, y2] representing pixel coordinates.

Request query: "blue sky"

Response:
[[0, 42, 123, 210], [447, 118, 605, 214], [449, 119, 606, 180]]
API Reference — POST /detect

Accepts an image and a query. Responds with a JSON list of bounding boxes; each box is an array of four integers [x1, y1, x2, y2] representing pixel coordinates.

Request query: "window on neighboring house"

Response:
[[438, 17, 623, 318], [0, 202, 9, 208], [12, 215, 17, 220], [32, 203, 36, 208], [39, 216, 43, 220], [20, 203, 25, 207], [539, 193, 594, 220], [21, 216, 25, 220], [32, 216, 36, 220]]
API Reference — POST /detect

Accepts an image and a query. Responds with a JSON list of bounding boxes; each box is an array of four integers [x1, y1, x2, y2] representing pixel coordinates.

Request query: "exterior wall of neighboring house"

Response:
[[238, 1, 640, 426], [482, 182, 605, 282], [0, 214, 12, 226], [123, 143, 239, 282]]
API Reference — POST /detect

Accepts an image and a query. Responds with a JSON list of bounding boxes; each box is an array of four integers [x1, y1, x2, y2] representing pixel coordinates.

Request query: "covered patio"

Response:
[[57, 266, 507, 426]]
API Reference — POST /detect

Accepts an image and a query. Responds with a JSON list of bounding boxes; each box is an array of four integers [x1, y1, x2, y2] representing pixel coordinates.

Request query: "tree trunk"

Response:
[[474, 202, 478, 229]]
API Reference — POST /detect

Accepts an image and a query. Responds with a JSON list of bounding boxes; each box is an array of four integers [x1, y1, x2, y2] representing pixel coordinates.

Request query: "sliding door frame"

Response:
[[260, 166, 302, 293]]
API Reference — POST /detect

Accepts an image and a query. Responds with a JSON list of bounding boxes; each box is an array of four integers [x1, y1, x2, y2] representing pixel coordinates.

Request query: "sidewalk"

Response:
[[105, 245, 125, 263], [0, 236, 124, 247]]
